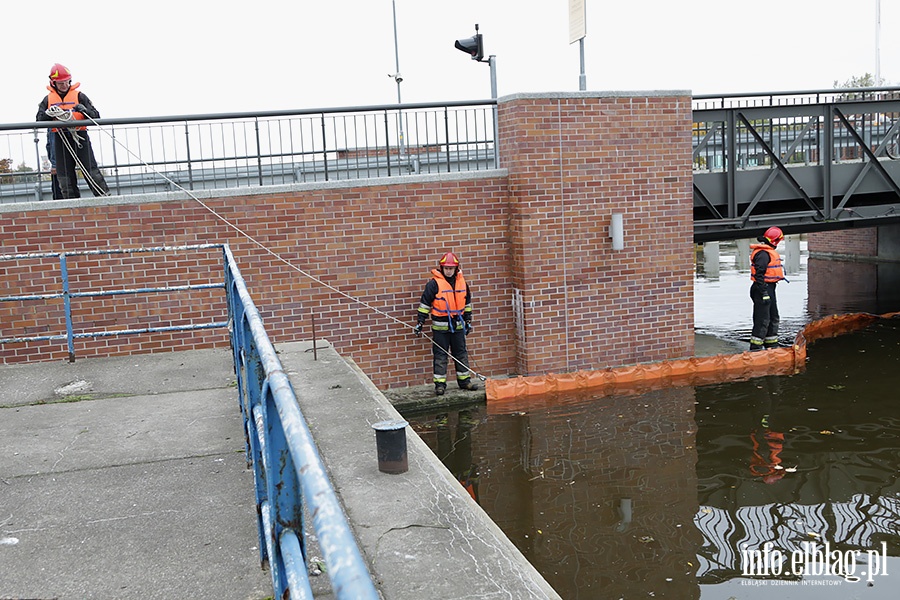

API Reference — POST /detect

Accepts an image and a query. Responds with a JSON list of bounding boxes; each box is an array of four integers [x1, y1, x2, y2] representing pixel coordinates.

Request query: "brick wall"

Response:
[[0, 177, 514, 389], [501, 93, 695, 375], [0, 92, 695, 389], [808, 227, 877, 257]]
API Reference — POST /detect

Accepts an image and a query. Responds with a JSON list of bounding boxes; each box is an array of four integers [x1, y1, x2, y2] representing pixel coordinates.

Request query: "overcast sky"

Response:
[[2, 0, 896, 121]]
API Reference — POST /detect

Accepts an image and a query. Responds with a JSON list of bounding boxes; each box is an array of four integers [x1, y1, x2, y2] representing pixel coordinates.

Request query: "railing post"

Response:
[[725, 109, 737, 219], [490, 55, 500, 168], [184, 123, 194, 190], [59, 254, 75, 362], [384, 110, 392, 177], [823, 104, 834, 220], [254, 118, 264, 186], [246, 335, 270, 568], [320, 113, 329, 181], [264, 389, 304, 599], [444, 107, 451, 173], [32, 128, 45, 202], [110, 125, 120, 195]]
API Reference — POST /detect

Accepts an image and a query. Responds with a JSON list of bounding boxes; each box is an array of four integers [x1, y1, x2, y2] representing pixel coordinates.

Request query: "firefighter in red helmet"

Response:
[[413, 252, 479, 395], [36, 63, 109, 199], [749, 227, 786, 351]]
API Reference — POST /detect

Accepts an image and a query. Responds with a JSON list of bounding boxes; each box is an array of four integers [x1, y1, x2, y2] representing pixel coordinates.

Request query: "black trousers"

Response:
[[55, 130, 109, 199], [750, 282, 780, 347], [431, 329, 471, 383]]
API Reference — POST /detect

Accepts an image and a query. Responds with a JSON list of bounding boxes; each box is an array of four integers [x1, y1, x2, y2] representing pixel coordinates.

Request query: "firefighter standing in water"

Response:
[[749, 227, 786, 351], [748, 376, 787, 484], [36, 63, 109, 199], [413, 252, 479, 396]]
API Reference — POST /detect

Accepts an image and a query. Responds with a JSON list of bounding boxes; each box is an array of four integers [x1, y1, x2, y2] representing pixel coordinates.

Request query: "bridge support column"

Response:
[[784, 235, 802, 276], [702, 242, 720, 278], [736, 239, 751, 272], [498, 92, 695, 376]]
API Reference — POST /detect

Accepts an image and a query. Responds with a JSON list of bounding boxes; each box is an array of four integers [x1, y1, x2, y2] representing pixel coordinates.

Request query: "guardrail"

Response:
[[0, 100, 497, 204], [224, 245, 378, 599], [692, 86, 900, 109], [0, 243, 378, 598], [692, 88, 900, 173], [0, 244, 227, 361]]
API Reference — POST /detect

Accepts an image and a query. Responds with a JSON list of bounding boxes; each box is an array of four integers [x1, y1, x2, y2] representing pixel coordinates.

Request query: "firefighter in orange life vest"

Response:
[[748, 376, 786, 484], [413, 252, 479, 396], [36, 63, 109, 199], [749, 227, 786, 351]]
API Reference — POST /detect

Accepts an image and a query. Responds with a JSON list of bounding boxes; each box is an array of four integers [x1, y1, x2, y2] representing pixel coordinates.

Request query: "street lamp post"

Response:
[[875, 0, 882, 86], [390, 0, 406, 160], [454, 24, 500, 168]]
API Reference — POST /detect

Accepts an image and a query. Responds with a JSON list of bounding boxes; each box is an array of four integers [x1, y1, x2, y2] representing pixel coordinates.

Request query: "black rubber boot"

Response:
[[435, 382, 447, 396], [457, 379, 479, 391]]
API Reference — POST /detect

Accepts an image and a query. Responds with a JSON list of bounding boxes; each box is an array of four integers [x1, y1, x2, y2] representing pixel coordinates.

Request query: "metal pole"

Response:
[[875, 0, 882, 86], [392, 0, 406, 159], [578, 38, 586, 91], [60, 254, 75, 362], [489, 55, 499, 168], [33, 128, 44, 201]]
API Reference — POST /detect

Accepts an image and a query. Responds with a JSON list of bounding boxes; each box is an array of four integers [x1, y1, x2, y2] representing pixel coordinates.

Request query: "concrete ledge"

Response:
[[276, 340, 561, 600], [0, 169, 508, 214], [500, 90, 691, 103]]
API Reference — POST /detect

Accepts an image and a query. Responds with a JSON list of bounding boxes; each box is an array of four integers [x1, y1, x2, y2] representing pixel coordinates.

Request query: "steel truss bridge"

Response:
[[3, 88, 900, 242], [692, 88, 900, 241]]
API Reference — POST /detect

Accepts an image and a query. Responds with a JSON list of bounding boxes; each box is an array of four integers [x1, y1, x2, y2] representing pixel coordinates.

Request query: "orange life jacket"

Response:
[[46, 83, 87, 131], [430, 268, 467, 325], [750, 245, 785, 283]]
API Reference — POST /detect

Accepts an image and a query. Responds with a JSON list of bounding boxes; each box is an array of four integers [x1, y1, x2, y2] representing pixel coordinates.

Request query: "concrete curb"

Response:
[[277, 339, 561, 600]]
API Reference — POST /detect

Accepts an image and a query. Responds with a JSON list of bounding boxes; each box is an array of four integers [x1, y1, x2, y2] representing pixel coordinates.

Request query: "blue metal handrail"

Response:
[[0, 244, 227, 361], [223, 245, 378, 600], [0, 242, 376, 598]]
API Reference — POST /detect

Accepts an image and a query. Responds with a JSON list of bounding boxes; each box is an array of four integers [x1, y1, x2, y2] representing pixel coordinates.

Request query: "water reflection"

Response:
[[407, 243, 900, 599], [412, 389, 703, 599], [694, 322, 900, 597]]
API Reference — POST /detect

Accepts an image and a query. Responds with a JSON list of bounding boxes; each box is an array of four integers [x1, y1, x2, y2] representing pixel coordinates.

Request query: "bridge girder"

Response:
[[692, 97, 900, 242]]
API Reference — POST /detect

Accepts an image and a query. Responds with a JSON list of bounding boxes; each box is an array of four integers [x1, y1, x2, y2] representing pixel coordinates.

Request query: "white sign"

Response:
[[569, 0, 586, 44]]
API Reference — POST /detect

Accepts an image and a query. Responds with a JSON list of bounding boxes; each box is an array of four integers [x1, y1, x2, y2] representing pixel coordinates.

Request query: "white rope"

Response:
[[78, 114, 485, 382], [49, 108, 109, 197]]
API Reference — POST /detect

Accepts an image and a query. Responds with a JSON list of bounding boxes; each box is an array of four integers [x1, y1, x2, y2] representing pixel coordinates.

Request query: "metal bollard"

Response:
[[372, 419, 409, 474]]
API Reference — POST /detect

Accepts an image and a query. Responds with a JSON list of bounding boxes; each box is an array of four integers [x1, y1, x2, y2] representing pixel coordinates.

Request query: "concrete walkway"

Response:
[[1, 342, 561, 600], [0, 349, 270, 600], [1, 333, 743, 599], [277, 340, 560, 600]]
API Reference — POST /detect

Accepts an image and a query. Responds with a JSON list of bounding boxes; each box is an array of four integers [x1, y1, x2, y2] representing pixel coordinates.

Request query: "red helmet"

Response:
[[438, 252, 459, 268], [764, 227, 784, 245], [49, 63, 72, 84]]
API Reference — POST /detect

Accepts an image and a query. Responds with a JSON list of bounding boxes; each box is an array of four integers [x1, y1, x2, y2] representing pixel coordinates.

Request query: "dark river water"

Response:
[[407, 240, 900, 599]]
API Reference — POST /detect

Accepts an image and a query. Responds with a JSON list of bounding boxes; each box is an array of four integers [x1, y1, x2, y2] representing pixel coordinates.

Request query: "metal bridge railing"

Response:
[[692, 87, 900, 173], [690, 87, 900, 239], [0, 100, 497, 204], [692, 86, 900, 110], [223, 245, 378, 600]]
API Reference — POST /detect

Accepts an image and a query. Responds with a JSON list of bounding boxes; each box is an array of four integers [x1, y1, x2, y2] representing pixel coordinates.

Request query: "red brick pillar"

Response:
[[499, 93, 694, 376]]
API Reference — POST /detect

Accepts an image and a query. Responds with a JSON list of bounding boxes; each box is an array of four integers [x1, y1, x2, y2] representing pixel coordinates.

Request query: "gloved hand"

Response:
[[74, 104, 88, 115], [464, 321, 472, 336], [45, 106, 70, 120], [413, 323, 423, 337]]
